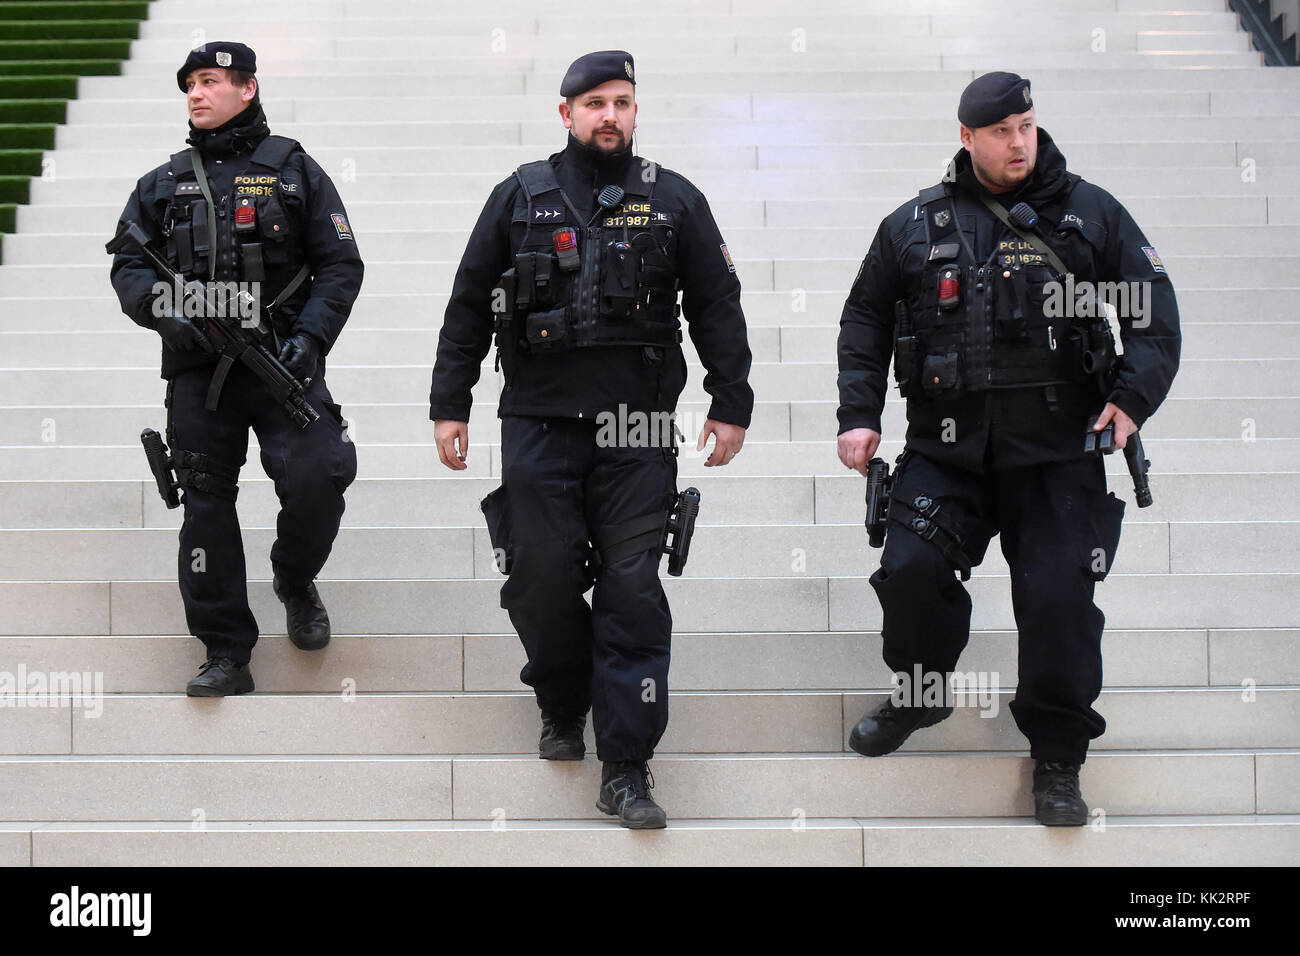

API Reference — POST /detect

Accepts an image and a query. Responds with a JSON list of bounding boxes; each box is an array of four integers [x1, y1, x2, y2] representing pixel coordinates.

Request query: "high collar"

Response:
[[560, 131, 635, 186], [186, 101, 270, 157], [951, 128, 1073, 207]]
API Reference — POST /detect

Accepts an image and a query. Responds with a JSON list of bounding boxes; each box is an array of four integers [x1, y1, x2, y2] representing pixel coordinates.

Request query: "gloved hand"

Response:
[[278, 332, 322, 382], [155, 312, 214, 353]]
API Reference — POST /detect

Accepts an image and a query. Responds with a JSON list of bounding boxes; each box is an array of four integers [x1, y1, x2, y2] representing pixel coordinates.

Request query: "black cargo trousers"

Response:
[[483, 415, 678, 763], [167, 359, 358, 663], [870, 448, 1125, 764]]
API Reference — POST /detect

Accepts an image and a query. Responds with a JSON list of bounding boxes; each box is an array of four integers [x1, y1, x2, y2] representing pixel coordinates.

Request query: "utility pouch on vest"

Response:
[[513, 252, 536, 311], [525, 306, 567, 348], [920, 350, 961, 397], [189, 201, 210, 277]]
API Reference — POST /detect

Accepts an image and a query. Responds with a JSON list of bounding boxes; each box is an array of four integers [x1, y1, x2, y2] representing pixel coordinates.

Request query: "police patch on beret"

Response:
[[176, 41, 257, 92], [958, 71, 1033, 129], [561, 50, 636, 98]]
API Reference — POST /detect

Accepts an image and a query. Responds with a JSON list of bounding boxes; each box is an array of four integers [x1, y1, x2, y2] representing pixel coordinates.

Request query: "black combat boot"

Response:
[[273, 578, 331, 650], [186, 657, 254, 697], [539, 712, 586, 760], [597, 761, 667, 829], [1033, 760, 1088, 826], [848, 699, 953, 756]]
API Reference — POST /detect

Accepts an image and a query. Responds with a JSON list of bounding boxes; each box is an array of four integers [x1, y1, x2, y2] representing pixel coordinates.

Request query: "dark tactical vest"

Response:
[[895, 179, 1114, 401], [495, 159, 682, 371], [157, 135, 308, 324]]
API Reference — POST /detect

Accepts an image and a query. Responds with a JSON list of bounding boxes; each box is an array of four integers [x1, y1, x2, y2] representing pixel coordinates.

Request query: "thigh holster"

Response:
[[589, 510, 667, 578], [889, 492, 971, 581], [173, 449, 240, 501]]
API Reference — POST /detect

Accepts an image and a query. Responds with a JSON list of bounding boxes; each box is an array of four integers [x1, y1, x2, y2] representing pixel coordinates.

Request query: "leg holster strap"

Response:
[[173, 448, 240, 500], [890, 492, 972, 581], [590, 511, 667, 576]]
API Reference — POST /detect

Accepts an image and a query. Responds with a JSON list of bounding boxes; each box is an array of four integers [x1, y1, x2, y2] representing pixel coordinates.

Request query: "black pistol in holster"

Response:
[[141, 427, 180, 509], [663, 486, 700, 576], [106, 220, 319, 429], [864, 457, 893, 547], [1084, 416, 1153, 508]]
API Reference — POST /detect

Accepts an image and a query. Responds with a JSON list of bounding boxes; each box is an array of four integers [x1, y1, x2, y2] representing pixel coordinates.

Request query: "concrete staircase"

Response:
[[1, 0, 1298, 865]]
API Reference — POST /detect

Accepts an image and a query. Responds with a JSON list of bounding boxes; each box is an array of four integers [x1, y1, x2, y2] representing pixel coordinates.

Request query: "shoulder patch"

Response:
[[331, 213, 353, 240], [1141, 245, 1166, 274], [719, 243, 736, 274]]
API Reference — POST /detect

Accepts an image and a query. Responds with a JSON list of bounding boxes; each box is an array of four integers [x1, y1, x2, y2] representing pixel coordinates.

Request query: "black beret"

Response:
[[560, 50, 635, 98], [958, 71, 1033, 128], [176, 41, 257, 92]]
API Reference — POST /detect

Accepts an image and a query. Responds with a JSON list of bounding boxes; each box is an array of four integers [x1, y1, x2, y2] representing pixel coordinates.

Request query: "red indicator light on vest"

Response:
[[552, 227, 576, 253], [938, 267, 960, 310], [234, 202, 256, 226], [553, 227, 579, 272]]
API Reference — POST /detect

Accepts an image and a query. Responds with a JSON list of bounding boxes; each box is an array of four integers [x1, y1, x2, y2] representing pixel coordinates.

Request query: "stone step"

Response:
[[76, 69, 1300, 103], [65, 86, 1271, 127], [145, 0, 1238, 17], [2, 287, 1290, 332], [1, 687, 1291, 755], [0, 752, 1291, 823], [4, 461, 1293, 535], [18, 814, 1299, 867], [120, 31, 1254, 63], [2, 572, 1298, 637], [8, 626, 1287, 694], [0, 359, 1292, 408], [14, 223, 1299, 266], [0, 394, 1292, 449], [131, 12, 1241, 43], [119, 51, 1269, 74], [0, 318, 1292, 367], [2, 254, 1295, 298], [0, 437, 1296, 481], [31, 154, 1300, 198], [35, 133, 1290, 176], [0, 514, 1214, 580]]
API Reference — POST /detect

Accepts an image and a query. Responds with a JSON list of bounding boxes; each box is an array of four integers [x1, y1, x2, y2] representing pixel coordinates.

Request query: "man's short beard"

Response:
[[974, 155, 1032, 192], [584, 128, 629, 154]]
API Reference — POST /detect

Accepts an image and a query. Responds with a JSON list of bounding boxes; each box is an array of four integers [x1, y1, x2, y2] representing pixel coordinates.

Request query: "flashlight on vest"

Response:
[[937, 266, 961, 310], [234, 198, 256, 234], [552, 226, 579, 272]]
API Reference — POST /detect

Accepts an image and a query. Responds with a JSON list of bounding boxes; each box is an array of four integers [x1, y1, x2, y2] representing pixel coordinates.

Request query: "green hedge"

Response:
[[0, 174, 30, 203], [0, 39, 131, 59], [0, 147, 40, 174], [0, 98, 67, 123], [0, 0, 149, 237], [0, 122, 53, 148], [0, 59, 119, 75], [0, 3, 149, 20]]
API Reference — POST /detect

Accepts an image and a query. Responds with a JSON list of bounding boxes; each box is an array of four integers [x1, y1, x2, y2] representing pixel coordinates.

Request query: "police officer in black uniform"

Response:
[[109, 43, 363, 696], [836, 73, 1180, 825], [429, 51, 753, 829]]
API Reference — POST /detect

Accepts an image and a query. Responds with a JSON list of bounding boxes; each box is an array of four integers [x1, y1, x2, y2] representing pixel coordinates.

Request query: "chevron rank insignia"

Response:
[[532, 205, 564, 222]]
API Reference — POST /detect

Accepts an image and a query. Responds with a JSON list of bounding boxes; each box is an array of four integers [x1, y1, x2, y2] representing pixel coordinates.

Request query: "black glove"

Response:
[[155, 312, 214, 353], [278, 332, 322, 382]]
